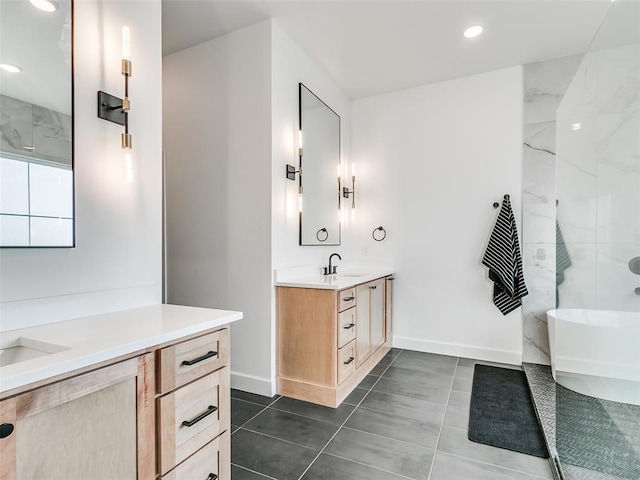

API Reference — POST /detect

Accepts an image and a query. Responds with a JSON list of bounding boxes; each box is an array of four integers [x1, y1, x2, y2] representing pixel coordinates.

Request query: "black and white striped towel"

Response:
[[482, 195, 528, 315]]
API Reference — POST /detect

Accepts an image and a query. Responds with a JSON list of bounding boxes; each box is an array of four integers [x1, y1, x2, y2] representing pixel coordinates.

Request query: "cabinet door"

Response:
[[370, 278, 386, 351], [0, 354, 155, 480], [355, 283, 372, 367], [385, 277, 394, 340]]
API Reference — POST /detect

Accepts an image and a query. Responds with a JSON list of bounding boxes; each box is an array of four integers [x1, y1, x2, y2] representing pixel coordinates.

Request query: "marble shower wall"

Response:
[[557, 40, 640, 313], [522, 54, 583, 364]]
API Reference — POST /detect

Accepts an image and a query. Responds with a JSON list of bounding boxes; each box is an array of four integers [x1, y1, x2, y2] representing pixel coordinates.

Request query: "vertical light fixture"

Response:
[[97, 26, 133, 181], [342, 162, 356, 218], [286, 129, 303, 212]]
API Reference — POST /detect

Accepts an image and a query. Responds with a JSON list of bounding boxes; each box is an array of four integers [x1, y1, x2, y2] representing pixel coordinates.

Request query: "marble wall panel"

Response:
[[597, 243, 640, 311], [523, 122, 556, 245], [0, 94, 33, 157], [522, 54, 585, 364], [523, 54, 584, 125], [33, 105, 72, 166]]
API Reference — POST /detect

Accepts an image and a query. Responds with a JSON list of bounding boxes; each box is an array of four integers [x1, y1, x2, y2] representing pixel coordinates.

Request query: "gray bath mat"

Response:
[[469, 364, 548, 458], [557, 384, 640, 479]]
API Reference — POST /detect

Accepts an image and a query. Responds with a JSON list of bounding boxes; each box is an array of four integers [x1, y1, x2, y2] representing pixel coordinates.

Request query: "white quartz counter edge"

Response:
[[274, 269, 394, 290], [0, 304, 242, 395]]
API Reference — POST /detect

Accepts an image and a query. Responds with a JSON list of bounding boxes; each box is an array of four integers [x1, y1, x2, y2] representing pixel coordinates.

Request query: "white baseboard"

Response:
[[393, 336, 522, 365], [231, 371, 276, 397]]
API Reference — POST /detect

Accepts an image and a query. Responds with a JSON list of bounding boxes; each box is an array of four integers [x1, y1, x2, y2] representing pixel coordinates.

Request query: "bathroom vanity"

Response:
[[0, 304, 241, 480], [276, 270, 393, 407]]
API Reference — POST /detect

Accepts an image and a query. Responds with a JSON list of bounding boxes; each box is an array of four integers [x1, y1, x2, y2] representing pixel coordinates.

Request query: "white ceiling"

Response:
[[162, 0, 614, 100]]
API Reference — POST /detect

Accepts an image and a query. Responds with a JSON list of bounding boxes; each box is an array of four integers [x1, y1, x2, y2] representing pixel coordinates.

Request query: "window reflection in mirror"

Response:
[[299, 83, 340, 246], [0, 0, 74, 247]]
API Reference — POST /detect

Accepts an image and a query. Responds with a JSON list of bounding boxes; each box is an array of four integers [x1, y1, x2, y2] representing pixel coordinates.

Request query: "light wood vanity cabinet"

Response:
[[0, 327, 231, 480], [157, 329, 230, 479], [277, 276, 392, 408], [0, 354, 155, 480]]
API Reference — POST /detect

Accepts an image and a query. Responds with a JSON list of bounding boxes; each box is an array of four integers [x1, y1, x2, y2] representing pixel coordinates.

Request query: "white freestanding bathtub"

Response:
[[547, 309, 640, 406]]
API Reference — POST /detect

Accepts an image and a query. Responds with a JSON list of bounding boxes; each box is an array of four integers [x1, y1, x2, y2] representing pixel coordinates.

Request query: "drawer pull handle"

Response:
[[181, 405, 218, 427], [0, 423, 14, 439], [343, 296, 355, 301], [182, 350, 217, 366], [344, 356, 355, 365], [207, 474, 218, 480], [370, 285, 377, 290], [343, 323, 355, 330]]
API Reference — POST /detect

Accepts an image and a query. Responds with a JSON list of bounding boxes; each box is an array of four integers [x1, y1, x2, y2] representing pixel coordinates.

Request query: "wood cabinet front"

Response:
[[277, 276, 392, 407], [0, 355, 155, 480]]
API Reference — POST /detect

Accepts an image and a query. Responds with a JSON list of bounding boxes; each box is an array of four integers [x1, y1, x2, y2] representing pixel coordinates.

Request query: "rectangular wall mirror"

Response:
[[299, 83, 341, 246], [0, 0, 74, 247]]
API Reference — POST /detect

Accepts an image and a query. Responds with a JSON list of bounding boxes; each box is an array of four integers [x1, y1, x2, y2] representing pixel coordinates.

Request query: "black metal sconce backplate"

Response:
[[97, 91, 126, 126]]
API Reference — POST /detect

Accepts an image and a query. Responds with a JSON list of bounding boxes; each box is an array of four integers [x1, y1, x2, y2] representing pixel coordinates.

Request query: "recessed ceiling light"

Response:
[[29, 0, 59, 12], [464, 25, 484, 39], [0, 63, 22, 73], [571, 122, 582, 131]]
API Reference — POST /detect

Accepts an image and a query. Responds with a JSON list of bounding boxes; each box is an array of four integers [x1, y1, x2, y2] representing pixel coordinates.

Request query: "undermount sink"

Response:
[[0, 337, 69, 367], [338, 273, 366, 277]]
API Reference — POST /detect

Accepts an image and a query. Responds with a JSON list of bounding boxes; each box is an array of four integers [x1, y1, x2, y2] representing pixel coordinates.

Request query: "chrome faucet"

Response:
[[324, 253, 342, 275]]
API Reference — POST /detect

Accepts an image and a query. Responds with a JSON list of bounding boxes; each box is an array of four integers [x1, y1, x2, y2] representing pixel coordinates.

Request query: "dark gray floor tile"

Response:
[[345, 408, 440, 449], [438, 425, 553, 478], [324, 427, 434, 479], [399, 350, 458, 365], [392, 356, 457, 376], [373, 376, 451, 404], [430, 452, 548, 480], [369, 363, 389, 377], [302, 453, 408, 480], [271, 396, 355, 426], [451, 375, 473, 392], [243, 408, 339, 450], [386, 348, 403, 358], [448, 389, 471, 409], [457, 357, 522, 370], [443, 404, 470, 430], [360, 390, 446, 425], [231, 429, 317, 480], [231, 464, 274, 479], [232, 398, 266, 426], [383, 365, 453, 388], [232, 388, 280, 406], [343, 387, 369, 406], [358, 374, 379, 389], [231, 424, 240, 433]]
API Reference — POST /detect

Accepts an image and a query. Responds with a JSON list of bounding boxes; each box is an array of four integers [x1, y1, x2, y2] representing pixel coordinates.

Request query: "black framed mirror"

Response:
[[0, 0, 74, 247], [298, 83, 341, 246]]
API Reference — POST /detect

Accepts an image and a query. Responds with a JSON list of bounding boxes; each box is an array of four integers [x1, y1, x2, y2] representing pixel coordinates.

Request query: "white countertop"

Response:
[[275, 269, 394, 290], [0, 304, 242, 395]]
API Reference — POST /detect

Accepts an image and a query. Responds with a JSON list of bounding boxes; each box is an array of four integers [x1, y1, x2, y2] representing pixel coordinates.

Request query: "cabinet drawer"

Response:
[[158, 329, 229, 393], [337, 308, 356, 348], [338, 341, 356, 384], [157, 367, 230, 475], [338, 288, 356, 312], [161, 431, 230, 480]]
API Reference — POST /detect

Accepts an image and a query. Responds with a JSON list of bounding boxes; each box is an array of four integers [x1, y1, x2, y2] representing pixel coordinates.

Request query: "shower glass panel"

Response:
[[555, 0, 640, 478]]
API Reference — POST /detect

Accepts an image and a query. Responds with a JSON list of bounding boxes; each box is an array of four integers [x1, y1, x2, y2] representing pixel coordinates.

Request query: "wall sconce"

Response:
[[97, 26, 132, 156], [286, 129, 303, 212], [342, 163, 356, 209]]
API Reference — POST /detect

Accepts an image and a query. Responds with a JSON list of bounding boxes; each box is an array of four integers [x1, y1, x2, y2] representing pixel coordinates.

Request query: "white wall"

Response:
[[271, 22, 352, 273], [350, 67, 525, 364], [0, 0, 163, 332], [163, 22, 273, 395]]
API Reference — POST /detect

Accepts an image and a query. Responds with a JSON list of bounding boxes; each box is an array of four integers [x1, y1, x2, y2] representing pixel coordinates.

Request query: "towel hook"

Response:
[[493, 194, 511, 209], [316, 228, 328, 242], [372, 226, 387, 241]]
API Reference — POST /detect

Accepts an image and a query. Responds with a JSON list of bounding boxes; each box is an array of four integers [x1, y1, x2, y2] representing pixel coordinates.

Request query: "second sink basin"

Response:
[[0, 337, 69, 367]]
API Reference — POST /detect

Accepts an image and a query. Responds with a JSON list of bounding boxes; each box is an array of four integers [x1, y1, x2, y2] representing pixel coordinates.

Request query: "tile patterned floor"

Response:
[[230, 348, 554, 480]]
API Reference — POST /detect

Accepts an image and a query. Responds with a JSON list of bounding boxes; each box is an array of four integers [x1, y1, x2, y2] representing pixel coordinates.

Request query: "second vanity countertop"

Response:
[[275, 268, 394, 290], [0, 304, 242, 395]]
